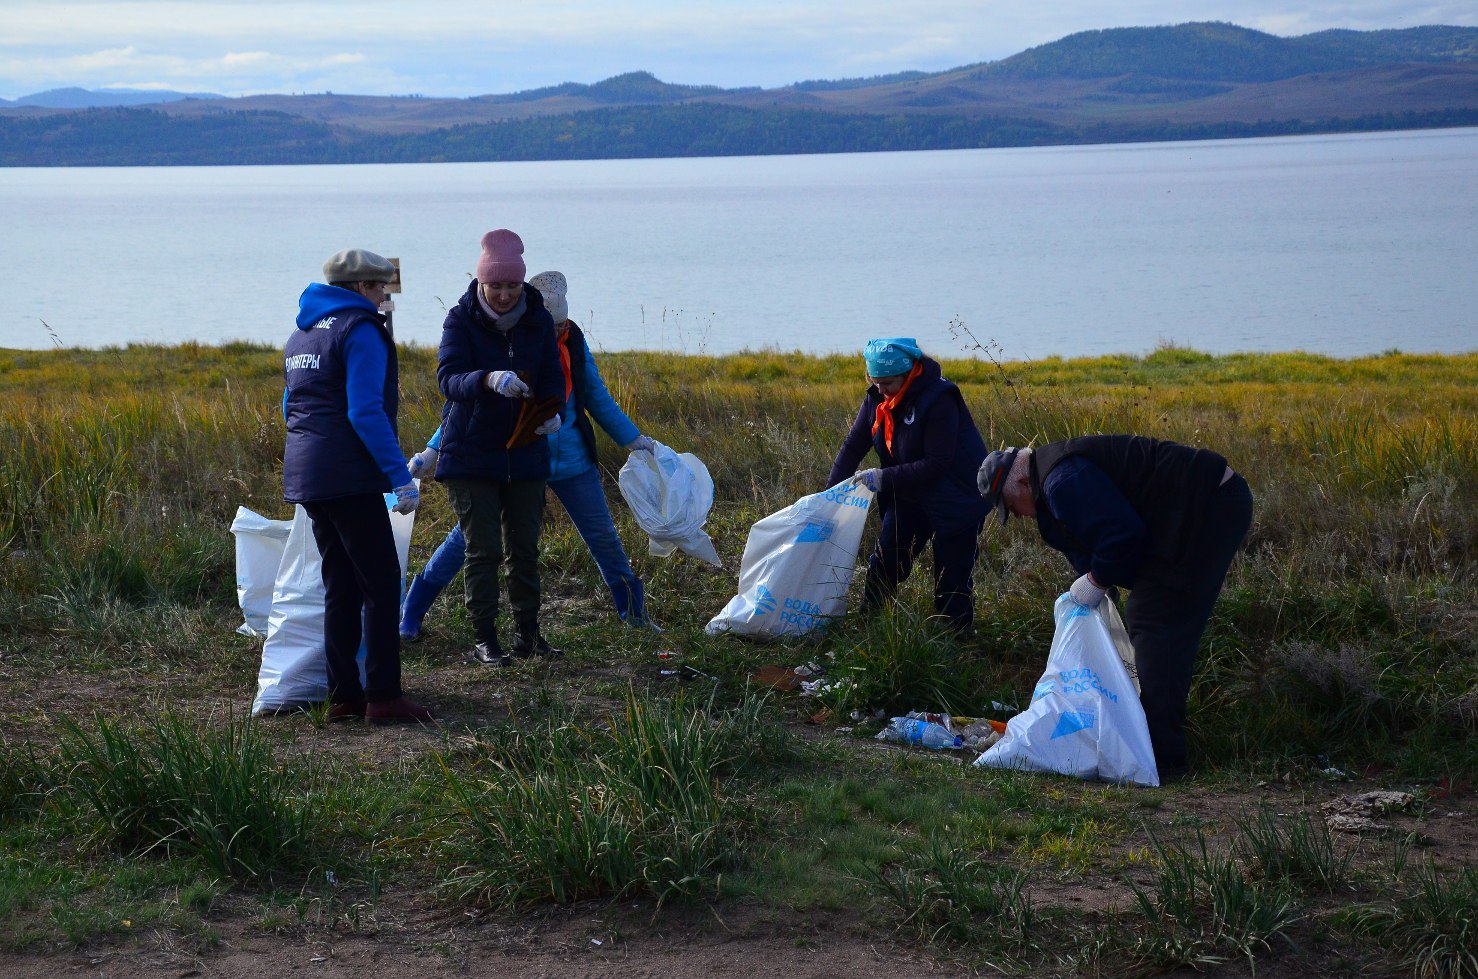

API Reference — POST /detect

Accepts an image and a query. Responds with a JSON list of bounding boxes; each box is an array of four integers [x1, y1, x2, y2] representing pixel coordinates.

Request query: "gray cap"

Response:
[[977, 447, 1021, 525], [323, 248, 396, 284]]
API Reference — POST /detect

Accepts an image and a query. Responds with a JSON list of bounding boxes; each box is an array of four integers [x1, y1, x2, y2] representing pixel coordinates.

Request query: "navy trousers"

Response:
[[302, 493, 403, 705], [862, 498, 984, 632], [1125, 473, 1254, 774]]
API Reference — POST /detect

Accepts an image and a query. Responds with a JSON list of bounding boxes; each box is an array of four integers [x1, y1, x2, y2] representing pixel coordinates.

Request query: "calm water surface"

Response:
[[3, 127, 1476, 358]]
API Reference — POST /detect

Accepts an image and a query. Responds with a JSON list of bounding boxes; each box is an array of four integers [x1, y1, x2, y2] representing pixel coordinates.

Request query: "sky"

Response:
[[3, 1, 1476, 101]]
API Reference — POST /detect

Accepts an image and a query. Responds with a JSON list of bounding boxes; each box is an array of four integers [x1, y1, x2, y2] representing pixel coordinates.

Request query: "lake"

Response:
[[2, 127, 1476, 359]]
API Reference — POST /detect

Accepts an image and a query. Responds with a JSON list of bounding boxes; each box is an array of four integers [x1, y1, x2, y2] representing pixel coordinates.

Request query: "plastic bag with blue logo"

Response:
[[974, 594, 1159, 786], [705, 477, 875, 640]]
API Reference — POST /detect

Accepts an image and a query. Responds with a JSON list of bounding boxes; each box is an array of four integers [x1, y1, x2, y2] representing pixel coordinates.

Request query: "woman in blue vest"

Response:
[[827, 338, 990, 634], [402, 269, 659, 644]]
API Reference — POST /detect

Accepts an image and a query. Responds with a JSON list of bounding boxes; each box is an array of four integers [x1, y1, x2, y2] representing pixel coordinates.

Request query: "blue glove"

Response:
[[625, 435, 656, 453], [855, 468, 882, 492], [390, 482, 420, 515], [1070, 573, 1105, 608]]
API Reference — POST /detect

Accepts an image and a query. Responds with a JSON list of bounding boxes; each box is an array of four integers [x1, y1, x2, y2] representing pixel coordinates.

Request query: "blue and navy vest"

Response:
[[283, 308, 398, 502]]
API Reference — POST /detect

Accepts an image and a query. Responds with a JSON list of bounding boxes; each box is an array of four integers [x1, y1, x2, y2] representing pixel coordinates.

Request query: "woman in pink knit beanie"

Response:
[[431, 227, 565, 665]]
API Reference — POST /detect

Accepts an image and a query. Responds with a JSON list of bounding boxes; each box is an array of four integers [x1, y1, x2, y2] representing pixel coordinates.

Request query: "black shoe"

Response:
[[511, 630, 563, 659], [465, 639, 511, 667]]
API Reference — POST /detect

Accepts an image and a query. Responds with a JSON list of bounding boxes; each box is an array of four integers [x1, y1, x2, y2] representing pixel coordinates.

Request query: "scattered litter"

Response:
[[1322, 790, 1417, 834], [1320, 767, 1352, 779], [807, 707, 833, 726], [850, 708, 885, 723], [590, 938, 604, 947], [794, 661, 825, 678], [991, 701, 1019, 713], [750, 665, 802, 691], [799, 677, 848, 697], [655, 650, 680, 661], [876, 716, 964, 750]]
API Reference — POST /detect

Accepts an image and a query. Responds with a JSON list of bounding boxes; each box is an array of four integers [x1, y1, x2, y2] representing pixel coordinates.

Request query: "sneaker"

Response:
[[465, 639, 511, 667], [511, 630, 563, 659], [366, 696, 436, 726], [328, 700, 366, 722]]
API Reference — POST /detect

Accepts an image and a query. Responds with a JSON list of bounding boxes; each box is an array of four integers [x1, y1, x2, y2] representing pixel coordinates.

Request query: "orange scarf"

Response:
[[556, 330, 574, 403], [870, 362, 923, 453]]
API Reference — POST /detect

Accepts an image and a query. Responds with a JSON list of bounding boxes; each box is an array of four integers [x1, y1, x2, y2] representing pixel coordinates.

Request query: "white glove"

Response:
[[485, 370, 530, 398], [1070, 573, 1106, 608], [625, 435, 656, 452], [391, 482, 420, 514], [406, 447, 439, 478], [534, 413, 563, 436], [855, 468, 881, 492]]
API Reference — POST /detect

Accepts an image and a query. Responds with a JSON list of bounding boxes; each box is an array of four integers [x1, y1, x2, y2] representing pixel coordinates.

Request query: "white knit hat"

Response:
[[529, 270, 568, 324]]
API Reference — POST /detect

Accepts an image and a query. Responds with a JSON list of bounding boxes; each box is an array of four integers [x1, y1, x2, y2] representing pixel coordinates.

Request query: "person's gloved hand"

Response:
[[406, 446, 439, 479], [391, 481, 420, 514], [485, 370, 530, 398], [534, 413, 563, 436], [855, 468, 882, 492], [625, 435, 656, 453], [1070, 573, 1106, 608]]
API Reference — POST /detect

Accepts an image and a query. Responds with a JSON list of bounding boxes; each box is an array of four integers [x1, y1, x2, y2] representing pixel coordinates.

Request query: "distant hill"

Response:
[[4, 22, 1477, 165], [0, 86, 223, 108], [974, 21, 1478, 82]]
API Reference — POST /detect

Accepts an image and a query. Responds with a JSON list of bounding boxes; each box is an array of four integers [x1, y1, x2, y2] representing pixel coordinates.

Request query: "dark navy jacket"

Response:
[[283, 283, 407, 503], [435, 280, 564, 482], [1030, 435, 1230, 588], [828, 356, 990, 528]]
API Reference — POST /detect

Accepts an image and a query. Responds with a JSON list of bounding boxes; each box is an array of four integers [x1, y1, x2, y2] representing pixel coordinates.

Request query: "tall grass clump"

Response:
[[1338, 864, 1478, 979], [1098, 829, 1301, 973], [868, 838, 1035, 955], [820, 604, 988, 718], [1233, 806, 1354, 894], [57, 711, 320, 881], [440, 687, 786, 909], [0, 738, 50, 823]]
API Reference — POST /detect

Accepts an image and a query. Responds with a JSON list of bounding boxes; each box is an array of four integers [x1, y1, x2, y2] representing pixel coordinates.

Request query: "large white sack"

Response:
[[251, 496, 415, 715], [229, 506, 293, 638], [705, 478, 874, 640], [618, 440, 721, 567], [974, 594, 1159, 786]]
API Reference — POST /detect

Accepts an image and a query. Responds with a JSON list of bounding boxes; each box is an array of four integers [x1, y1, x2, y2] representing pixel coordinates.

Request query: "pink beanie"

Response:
[[476, 229, 526, 283]]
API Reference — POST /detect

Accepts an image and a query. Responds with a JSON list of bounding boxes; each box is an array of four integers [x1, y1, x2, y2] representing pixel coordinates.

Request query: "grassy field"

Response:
[[0, 342, 1475, 977]]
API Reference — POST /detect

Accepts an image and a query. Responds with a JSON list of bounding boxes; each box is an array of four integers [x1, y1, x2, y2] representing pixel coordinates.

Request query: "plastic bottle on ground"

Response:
[[881, 717, 963, 749]]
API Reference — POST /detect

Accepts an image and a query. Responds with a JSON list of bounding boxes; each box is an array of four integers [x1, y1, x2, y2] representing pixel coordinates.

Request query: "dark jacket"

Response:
[[1031, 435, 1230, 587], [283, 283, 405, 503], [828, 356, 990, 527], [435, 280, 564, 482]]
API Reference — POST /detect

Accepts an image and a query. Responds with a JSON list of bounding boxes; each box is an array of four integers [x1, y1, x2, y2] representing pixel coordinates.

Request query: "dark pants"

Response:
[[863, 499, 984, 632], [302, 493, 403, 705], [1125, 474, 1254, 773], [444, 478, 546, 642]]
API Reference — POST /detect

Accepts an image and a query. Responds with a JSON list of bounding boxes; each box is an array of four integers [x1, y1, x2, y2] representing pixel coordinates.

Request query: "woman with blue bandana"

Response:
[[826, 338, 991, 634]]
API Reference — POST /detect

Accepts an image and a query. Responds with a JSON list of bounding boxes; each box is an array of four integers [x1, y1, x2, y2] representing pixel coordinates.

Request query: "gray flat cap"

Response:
[[323, 248, 397, 283]]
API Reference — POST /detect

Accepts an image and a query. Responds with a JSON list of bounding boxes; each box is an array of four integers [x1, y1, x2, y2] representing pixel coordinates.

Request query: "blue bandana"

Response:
[[863, 338, 923, 377]]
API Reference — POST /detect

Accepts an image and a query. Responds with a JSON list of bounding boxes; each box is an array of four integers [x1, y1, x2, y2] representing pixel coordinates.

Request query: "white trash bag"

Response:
[[974, 594, 1159, 786], [229, 506, 293, 637], [250, 496, 415, 715], [705, 478, 874, 640], [618, 440, 721, 567]]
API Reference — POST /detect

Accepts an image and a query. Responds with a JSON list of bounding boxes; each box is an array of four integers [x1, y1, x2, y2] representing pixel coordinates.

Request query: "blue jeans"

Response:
[[400, 465, 644, 635]]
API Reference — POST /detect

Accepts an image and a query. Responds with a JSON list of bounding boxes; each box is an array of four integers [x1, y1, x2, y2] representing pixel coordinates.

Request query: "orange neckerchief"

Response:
[[870, 361, 923, 453], [556, 328, 574, 402]]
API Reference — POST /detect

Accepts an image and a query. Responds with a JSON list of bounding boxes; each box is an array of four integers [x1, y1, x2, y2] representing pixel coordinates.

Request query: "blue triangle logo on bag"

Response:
[[1050, 711, 1095, 739], [753, 586, 777, 616]]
